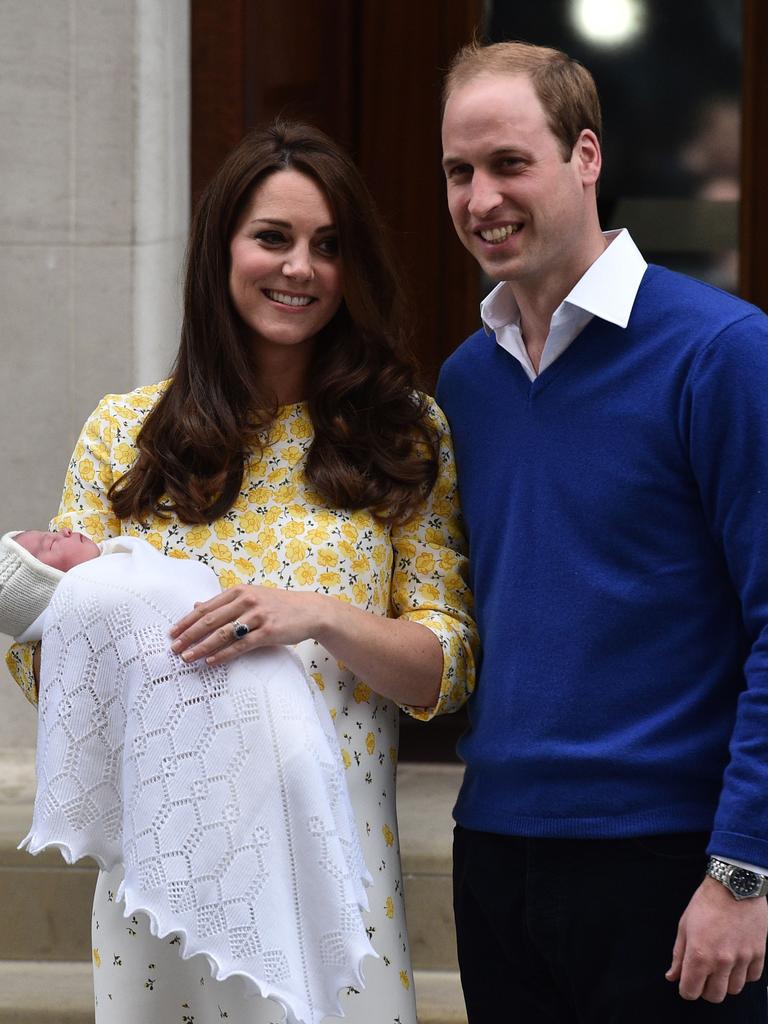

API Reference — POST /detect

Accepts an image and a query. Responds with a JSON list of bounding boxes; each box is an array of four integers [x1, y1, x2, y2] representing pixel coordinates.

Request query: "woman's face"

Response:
[[229, 169, 344, 359]]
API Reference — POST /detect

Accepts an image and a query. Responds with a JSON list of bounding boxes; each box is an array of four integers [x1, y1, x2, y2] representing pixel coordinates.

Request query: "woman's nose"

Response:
[[282, 246, 313, 281]]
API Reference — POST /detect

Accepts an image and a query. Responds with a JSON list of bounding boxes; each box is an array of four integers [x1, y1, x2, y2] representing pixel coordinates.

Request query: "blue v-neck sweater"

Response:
[[437, 265, 768, 864]]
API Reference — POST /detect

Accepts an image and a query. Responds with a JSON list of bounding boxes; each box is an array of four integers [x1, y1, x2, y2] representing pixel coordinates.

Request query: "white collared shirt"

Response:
[[480, 229, 648, 381]]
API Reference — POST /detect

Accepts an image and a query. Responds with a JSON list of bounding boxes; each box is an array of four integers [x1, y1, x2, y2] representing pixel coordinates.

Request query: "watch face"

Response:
[[730, 868, 760, 897]]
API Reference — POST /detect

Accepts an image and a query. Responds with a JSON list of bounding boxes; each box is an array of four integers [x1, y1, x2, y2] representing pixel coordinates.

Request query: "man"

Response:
[[437, 40, 768, 1021]]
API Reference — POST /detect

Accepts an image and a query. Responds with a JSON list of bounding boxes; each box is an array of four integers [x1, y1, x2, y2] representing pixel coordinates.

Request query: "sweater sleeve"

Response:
[[392, 398, 478, 721], [5, 395, 122, 705], [685, 312, 768, 865]]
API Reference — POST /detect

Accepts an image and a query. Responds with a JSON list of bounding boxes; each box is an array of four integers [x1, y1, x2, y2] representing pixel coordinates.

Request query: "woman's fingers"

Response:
[[169, 591, 234, 638], [182, 618, 260, 663], [204, 635, 258, 666], [169, 588, 249, 658]]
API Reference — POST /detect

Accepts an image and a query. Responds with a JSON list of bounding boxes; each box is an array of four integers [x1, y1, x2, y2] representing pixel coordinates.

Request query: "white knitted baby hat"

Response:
[[0, 532, 64, 638]]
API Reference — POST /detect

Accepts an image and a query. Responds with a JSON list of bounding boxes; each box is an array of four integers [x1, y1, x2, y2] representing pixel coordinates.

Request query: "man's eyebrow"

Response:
[[442, 146, 527, 170], [441, 154, 464, 169], [488, 147, 528, 159]]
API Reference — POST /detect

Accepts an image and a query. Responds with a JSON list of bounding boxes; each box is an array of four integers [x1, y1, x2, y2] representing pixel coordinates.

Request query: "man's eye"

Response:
[[447, 165, 471, 180]]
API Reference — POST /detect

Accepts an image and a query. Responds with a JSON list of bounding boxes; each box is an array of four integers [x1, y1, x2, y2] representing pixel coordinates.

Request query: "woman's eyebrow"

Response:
[[248, 217, 291, 227], [247, 218, 337, 233]]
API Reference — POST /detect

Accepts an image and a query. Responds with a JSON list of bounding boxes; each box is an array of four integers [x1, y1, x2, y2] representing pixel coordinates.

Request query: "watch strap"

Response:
[[706, 856, 768, 899]]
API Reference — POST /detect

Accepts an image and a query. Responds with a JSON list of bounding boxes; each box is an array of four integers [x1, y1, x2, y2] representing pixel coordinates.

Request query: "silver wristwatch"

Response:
[[706, 857, 768, 900]]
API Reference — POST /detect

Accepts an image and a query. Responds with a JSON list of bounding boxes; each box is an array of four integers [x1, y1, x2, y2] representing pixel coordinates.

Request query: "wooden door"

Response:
[[191, 0, 483, 388]]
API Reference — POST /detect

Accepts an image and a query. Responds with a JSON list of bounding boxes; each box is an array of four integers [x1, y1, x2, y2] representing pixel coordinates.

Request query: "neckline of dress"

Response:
[[276, 401, 309, 414]]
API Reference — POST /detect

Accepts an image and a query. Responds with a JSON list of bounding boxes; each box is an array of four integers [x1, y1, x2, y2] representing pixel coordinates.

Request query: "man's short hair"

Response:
[[443, 40, 602, 161]]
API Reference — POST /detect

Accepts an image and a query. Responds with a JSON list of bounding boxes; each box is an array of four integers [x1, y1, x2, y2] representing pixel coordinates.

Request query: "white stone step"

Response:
[[398, 763, 461, 971], [0, 961, 93, 1024], [0, 803, 96, 962], [415, 969, 467, 1024]]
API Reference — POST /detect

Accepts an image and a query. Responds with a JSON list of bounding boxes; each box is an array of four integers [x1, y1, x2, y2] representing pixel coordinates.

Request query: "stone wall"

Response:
[[0, 0, 190, 746]]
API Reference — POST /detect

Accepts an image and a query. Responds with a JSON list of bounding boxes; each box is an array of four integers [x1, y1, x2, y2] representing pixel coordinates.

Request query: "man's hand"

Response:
[[666, 876, 768, 1002]]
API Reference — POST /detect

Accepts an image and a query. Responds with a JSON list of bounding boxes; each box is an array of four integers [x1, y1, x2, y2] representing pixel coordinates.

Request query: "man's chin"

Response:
[[484, 269, 512, 284], [477, 255, 523, 284]]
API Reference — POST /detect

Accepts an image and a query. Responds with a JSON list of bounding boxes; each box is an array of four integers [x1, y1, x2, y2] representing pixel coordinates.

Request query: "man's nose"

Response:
[[467, 173, 503, 218]]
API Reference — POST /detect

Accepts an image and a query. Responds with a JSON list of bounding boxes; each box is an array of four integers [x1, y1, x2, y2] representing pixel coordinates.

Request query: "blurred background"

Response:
[[489, 0, 743, 293]]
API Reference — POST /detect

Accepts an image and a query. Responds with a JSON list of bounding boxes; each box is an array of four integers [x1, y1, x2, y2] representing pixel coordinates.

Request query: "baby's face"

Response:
[[17, 529, 100, 571]]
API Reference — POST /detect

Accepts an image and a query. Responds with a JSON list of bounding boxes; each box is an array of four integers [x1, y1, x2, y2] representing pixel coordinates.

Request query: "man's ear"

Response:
[[574, 129, 602, 187]]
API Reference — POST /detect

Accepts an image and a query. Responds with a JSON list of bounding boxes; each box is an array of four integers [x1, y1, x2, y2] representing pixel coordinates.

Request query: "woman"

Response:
[[7, 119, 477, 1023]]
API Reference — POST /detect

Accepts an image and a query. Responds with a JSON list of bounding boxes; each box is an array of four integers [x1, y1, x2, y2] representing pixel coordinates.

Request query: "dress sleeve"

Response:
[[5, 395, 122, 705], [392, 398, 478, 721]]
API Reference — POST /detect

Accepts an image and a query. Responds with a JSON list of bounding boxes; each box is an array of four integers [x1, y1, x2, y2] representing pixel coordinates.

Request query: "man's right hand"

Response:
[[666, 876, 768, 1002]]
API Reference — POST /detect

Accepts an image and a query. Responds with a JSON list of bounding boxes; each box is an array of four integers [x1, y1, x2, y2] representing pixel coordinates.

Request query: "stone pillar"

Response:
[[0, 0, 190, 747]]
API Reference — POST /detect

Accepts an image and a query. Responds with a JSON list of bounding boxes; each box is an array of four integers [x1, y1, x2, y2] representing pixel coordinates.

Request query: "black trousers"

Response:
[[453, 826, 768, 1023]]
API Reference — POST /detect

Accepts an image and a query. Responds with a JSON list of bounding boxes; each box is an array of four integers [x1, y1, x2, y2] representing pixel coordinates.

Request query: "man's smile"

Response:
[[478, 224, 523, 244]]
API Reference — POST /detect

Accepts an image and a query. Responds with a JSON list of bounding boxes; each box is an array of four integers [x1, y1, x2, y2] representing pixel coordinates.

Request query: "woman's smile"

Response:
[[262, 288, 316, 307]]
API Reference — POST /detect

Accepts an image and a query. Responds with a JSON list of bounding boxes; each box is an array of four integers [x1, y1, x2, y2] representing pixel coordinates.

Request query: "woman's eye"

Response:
[[254, 230, 286, 245], [316, 236, 339, 256]]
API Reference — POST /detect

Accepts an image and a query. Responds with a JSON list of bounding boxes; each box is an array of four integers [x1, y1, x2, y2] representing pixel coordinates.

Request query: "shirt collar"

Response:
[[480, 229, 647, 335]]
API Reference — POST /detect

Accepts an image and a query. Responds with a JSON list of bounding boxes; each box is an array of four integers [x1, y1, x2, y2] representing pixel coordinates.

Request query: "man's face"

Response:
[[441, 73, 600, 290], [16, 529, 100, 571]]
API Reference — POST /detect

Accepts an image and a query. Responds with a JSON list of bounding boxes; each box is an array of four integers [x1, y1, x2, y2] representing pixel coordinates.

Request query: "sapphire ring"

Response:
[[231, 620, 250, 640]]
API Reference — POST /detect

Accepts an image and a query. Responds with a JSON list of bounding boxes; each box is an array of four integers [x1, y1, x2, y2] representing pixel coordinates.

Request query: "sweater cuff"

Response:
[[707, 830, 768, 871]]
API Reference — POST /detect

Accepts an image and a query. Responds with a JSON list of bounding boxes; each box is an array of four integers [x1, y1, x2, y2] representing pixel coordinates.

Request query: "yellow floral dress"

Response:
[[7, 382, 477, 1024]]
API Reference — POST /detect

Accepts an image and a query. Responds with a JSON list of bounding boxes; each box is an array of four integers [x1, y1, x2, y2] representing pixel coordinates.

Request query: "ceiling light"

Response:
[[570, 0, 647, 48]]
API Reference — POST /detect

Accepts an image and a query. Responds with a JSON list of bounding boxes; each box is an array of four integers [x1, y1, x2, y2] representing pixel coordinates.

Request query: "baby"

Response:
[[12, 528, 100, 569], [0, 528, 101, 639]]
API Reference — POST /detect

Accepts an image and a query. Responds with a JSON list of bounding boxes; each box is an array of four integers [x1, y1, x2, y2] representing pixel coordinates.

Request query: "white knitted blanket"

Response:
[[20, 537, 375, 1024]]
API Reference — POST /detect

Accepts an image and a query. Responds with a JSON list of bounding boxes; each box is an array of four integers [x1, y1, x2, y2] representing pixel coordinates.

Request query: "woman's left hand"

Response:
[[169, 580, 443, 708], [169, 584, 328, 665]]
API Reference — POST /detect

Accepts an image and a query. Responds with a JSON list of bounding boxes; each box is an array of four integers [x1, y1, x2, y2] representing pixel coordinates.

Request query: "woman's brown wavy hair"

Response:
[[109, 119, 439, 525]]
